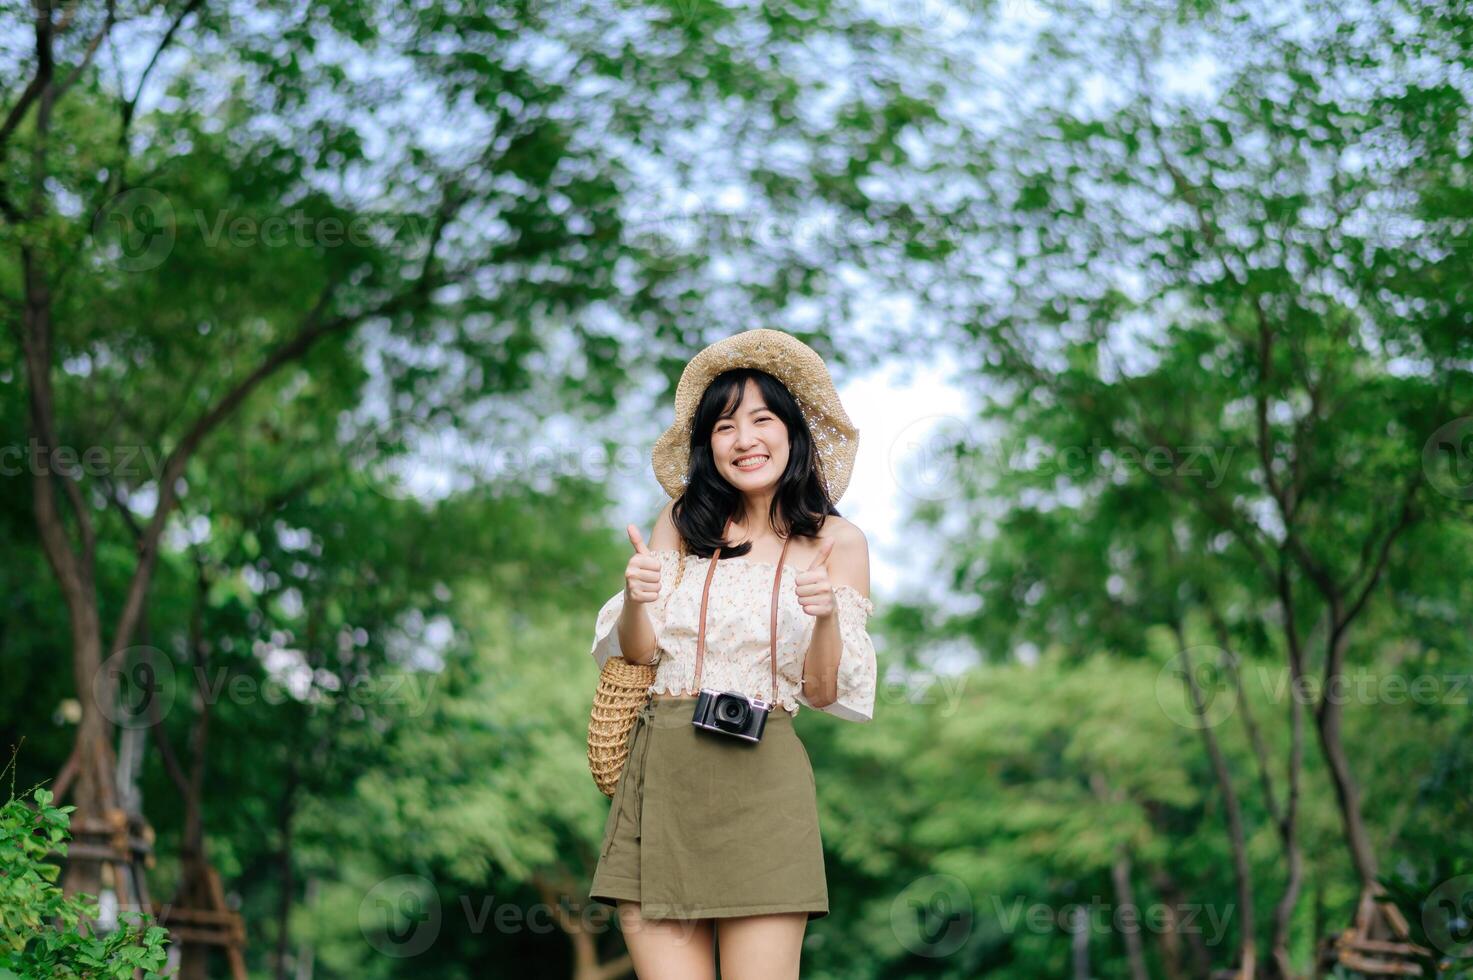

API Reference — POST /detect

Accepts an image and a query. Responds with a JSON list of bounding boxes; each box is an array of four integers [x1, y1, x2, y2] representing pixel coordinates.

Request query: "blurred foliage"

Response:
[[2, 0, 1471, 976]]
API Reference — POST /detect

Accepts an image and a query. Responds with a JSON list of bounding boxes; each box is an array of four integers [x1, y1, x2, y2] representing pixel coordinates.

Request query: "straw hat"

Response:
[[651, 328, 859, 503]]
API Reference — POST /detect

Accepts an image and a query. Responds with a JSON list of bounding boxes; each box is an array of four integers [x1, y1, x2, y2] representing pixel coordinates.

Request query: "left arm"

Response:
[[797, 525, 870, 708]]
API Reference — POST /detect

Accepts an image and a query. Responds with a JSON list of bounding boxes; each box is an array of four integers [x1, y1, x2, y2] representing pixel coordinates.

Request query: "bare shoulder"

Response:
[[821, 515, 869, 598], [821, 514, 866, 545], [649, 499, 680, 552]]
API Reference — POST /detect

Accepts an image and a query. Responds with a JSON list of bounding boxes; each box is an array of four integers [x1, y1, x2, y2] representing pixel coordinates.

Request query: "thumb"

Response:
[[627, 524, 650, 555], [806, 537, 836, 571]]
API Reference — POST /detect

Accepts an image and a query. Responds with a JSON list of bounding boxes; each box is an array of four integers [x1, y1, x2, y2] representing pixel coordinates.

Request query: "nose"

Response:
[[732, 424, 762, 450]]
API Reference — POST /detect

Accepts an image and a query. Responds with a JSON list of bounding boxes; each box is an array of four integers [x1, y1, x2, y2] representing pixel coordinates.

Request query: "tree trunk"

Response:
[[1154, 867, 1215, 979], [1267, 566, 1307, 979], [272, 761, 301, 980], [295, 876, 319, 980], [1314, 619, 1378, 890], [1110, 853, 1151, 980], [532, 873, 634, 980], [1149, 869, 1188, 980], [58, 724, 108, 902], [1201, 580, 1305, 977], [1309, 878, 1326, 980], [18, 11, 118, 908], [1175, 629, 1256, 979], [1071, 902, 1091, 980]]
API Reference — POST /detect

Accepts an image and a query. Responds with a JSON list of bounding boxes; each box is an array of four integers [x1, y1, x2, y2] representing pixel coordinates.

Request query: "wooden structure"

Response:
[[51, 738, 157, 929], [152, 861, 249, 980], [1316, 884, 1433, 977], [54, 743, 248, 979], [52, 708, 247, 978]]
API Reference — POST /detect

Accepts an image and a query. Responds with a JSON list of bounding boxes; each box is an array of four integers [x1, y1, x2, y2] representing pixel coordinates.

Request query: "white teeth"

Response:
[[735, 456, 767, 469]]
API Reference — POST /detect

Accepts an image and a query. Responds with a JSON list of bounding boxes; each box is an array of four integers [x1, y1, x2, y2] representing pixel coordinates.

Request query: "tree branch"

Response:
[[121, 0, 204, 139], [51, 0, 116, 105], [106, 227, 468, 661], [1339, 469, 1419, 631]]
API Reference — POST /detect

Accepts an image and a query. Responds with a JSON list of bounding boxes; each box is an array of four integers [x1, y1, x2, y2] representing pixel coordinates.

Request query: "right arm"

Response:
[[617, 501, 678, 665]]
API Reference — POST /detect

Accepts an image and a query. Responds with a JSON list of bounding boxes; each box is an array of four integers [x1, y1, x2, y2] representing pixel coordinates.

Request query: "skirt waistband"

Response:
[[640, 694, 795, 730]]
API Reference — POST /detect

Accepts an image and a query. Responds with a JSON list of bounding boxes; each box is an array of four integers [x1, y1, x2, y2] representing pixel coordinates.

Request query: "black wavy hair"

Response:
[[671, 367, 840, 559]]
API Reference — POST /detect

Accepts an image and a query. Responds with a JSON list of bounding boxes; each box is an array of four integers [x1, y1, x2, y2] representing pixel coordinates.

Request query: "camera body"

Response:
[[691, 688, 770, 743]]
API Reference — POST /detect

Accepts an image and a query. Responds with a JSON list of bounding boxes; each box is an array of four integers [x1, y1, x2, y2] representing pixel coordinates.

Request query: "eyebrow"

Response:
[[718, 406, 771, 419]]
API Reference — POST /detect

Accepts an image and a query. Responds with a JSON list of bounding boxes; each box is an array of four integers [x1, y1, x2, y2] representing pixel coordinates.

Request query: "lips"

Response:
[[733, 454, 769, 470]]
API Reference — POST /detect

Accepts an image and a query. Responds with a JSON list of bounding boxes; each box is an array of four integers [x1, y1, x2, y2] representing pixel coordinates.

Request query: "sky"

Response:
[[819, 358, 974, 602]]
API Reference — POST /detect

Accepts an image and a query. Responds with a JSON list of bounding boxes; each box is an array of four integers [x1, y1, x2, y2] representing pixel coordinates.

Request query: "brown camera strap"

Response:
[[692, 526, 792, 704]]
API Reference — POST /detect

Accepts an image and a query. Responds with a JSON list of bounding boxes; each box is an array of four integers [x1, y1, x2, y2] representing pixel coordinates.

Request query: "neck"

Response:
[[734, 492, 778, 542]]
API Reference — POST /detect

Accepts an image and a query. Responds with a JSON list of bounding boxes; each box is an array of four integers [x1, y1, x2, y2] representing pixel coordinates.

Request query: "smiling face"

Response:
[[710, 377, 791, 493]]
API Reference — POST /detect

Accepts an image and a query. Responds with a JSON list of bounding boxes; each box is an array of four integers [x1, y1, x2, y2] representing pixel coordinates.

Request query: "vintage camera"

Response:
[[691, 688, 770, 743]]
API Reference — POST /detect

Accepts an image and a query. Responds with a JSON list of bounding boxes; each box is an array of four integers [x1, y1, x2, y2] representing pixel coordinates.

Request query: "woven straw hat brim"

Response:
[[651, 329, 859, 503]]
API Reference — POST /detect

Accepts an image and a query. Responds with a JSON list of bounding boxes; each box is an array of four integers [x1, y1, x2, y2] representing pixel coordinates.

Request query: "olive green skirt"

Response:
[[589, 695, 829, 920]]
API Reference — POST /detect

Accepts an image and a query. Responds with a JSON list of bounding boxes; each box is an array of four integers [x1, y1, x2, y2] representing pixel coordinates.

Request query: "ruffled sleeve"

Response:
[[797, 585, 877, 723], [590, 549, 683, 670]]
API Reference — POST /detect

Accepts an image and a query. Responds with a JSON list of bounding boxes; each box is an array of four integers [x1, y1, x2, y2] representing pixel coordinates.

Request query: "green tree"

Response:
[[1, 0, 955, 917], [904, 0, 1473, 972]]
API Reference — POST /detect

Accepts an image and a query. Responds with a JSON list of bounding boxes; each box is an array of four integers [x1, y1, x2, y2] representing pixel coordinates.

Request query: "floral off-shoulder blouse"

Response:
[[590, 548, 878, 722]]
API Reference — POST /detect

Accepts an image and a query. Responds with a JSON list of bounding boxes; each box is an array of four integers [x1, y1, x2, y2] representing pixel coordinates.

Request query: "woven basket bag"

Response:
[[587, 544, 688, 797]]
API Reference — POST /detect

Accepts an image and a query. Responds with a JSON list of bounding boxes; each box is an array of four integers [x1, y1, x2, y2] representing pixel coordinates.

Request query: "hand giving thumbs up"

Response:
[[794, 536, 837, 619], [624, 524, 663, 604]]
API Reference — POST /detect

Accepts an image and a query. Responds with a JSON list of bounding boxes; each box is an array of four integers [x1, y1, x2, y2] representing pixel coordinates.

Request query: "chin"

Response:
[[728, 472, 768, 490]]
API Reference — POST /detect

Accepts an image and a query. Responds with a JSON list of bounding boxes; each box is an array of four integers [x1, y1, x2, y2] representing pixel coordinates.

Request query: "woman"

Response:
[[587, 328, 879, 979]]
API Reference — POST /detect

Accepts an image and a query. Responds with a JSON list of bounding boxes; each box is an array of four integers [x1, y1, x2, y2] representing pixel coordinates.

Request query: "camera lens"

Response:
[[716, 695, 749, 728]]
